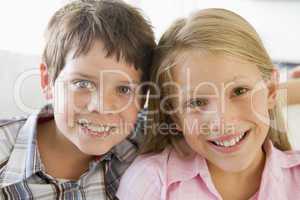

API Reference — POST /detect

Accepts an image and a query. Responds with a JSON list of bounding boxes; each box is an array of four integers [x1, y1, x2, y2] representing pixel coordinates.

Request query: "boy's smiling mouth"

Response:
[[77, 118, 117, 137]]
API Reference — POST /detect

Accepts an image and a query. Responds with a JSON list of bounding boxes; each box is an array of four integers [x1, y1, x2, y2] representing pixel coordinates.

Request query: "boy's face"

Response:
[[44, 40, 142, 155]]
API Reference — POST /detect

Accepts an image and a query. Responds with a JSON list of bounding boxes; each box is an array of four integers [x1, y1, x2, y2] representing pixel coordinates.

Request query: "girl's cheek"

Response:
[[182, 114, 208, 136], [245, 90, 270, 123]]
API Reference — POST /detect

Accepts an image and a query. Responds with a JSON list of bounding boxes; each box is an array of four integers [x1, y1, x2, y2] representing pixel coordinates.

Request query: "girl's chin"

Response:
[[208, 157, 253, 173], [219, 164, 250, 173]]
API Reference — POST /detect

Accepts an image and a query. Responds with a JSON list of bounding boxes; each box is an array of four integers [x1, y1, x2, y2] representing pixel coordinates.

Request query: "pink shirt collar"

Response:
[[166, 140, 300, 198]]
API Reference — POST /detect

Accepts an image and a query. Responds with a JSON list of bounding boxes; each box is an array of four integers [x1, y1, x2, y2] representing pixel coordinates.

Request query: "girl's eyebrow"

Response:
[[181, 88, 219, 96], [180, 76, 251, 95], [225, 75, 250, 84]]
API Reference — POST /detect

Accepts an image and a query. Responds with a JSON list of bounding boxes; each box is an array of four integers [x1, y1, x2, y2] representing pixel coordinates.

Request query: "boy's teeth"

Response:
[[78, 119, 113, 133], [78, 118, 89, 125], [86, 124, 111, 132]]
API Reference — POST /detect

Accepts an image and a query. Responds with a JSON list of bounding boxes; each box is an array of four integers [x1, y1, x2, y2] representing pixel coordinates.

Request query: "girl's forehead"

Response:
[[170, 51, 262, 86]]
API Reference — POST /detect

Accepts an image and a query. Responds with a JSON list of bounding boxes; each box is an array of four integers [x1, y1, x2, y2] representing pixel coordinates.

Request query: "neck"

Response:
[[208, 148, 266, 200], [37, 120, 94, 180]]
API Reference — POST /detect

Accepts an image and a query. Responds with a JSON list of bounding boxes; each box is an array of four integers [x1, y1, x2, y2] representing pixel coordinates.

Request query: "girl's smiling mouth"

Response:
[[206, 129, 251, 154]]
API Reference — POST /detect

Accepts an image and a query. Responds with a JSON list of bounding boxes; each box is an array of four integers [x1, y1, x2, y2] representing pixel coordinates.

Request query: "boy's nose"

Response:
[[87, 92, 116, 114]]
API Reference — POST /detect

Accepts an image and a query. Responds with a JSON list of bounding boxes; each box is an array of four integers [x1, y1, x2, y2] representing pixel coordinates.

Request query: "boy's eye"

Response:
[[187, 98, 208, 108], [72, 80, 95, 90], [232, 87, 249, 97], [116, 85, 133, 95]]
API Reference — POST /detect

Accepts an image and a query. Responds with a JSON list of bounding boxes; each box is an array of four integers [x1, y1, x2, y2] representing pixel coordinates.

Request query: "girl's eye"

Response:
[[187, 98, 208, 108], [72, 80, 95, 90], [232, 87, 249, 97], [117, 85, 133, 95]]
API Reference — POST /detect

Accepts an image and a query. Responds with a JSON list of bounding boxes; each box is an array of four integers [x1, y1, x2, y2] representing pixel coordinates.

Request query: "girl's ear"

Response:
[[164, 101, 183, 133], [39, 63, 53, 100], [170, 113, 183, 133], [267, 69, 279, 109]]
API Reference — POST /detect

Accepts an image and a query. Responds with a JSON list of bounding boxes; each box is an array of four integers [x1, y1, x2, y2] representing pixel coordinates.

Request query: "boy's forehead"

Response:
[[56, 60, 141, 86], [58, 40, 141, 78]]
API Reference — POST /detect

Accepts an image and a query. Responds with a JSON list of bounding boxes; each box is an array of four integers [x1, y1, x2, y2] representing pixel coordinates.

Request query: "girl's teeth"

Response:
[[212, 132, 246, 147]]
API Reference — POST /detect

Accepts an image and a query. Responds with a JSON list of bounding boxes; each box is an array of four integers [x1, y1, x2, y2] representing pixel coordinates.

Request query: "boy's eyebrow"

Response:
[[70, 72, 96, 79], [118, 80, 140, 85], [70, 72, 140, 84]]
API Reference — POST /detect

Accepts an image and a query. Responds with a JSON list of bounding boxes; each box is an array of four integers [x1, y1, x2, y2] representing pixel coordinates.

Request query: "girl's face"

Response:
[[170, 51, 277, 172]]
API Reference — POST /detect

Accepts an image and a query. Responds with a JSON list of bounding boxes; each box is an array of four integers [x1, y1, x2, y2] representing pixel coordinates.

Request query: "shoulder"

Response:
[[116, 148, 172, 200], [0, 116, 27, 166], [136, 148, 172, 168], [0, 116, 27, 140], [270, 148, 300, 195], [0, 116, 27, 128], [274, 147, 300, 169], [120, 148, 171, 183], [272, 147, 300, 182]]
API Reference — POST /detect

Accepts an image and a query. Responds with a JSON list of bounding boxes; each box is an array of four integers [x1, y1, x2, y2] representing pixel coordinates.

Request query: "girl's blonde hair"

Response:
[[142, 8, 291, 155]]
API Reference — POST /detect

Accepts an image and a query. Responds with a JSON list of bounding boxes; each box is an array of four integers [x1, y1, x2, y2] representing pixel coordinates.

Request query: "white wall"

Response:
[[127, 0, 300, 63], [0, 0, 299, 61], [0, 50, 45, 118]]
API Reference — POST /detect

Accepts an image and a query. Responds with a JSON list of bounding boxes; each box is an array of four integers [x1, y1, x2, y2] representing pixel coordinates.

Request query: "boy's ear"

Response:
[[267, 69, 279, 109], [39, 63, 53, 100]]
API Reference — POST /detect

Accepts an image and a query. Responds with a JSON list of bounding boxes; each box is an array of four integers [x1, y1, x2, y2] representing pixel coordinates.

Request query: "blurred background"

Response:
[[0, 0, 299, 147]]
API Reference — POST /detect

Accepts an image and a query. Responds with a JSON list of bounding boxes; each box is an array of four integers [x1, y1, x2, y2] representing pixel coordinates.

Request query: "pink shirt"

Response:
[[117, 141, 300, 200]]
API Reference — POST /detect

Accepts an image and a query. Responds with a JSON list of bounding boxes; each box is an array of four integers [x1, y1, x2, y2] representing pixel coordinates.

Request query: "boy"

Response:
[[0, 0, 155, 199]]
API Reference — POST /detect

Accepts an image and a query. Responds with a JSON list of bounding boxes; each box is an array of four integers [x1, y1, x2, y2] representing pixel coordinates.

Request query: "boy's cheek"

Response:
[[124, 105, 139, 122], [71, 91, 92, 111]]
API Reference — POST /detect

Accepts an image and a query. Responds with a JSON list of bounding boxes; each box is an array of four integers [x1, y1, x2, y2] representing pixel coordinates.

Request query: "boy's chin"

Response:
[[77, 143, 114, 157]]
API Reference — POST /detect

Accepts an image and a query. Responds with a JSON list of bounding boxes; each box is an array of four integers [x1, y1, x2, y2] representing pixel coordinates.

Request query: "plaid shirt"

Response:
[[0, 105, 146, 200]]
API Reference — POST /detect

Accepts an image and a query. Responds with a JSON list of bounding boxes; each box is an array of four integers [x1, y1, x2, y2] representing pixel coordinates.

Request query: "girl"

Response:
[[117, 8, 300, 200]]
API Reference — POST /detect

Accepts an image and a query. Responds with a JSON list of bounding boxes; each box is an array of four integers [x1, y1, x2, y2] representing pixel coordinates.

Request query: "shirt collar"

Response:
[[109, 108, 147, 162], [167, 139, 300, 188], [2, 106, 46, 187], [2, 104, 144, 187], [262, 139, 300, 182], [256, 140, 300, 199], [110, 139, 139, 162], [167, 148, 206, 187]]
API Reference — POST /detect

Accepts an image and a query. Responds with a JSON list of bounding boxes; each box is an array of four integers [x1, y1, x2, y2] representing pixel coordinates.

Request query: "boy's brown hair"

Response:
[[43, 0, 155, 83]]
